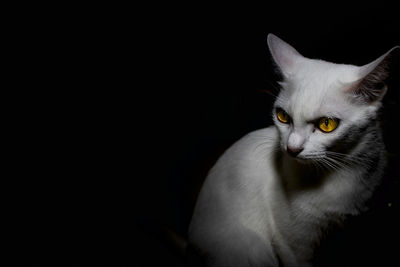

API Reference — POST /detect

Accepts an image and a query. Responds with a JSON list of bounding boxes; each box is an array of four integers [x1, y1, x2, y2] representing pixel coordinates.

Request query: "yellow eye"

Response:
[[277, 109, 290, 123], [318, 117, 339, 133]]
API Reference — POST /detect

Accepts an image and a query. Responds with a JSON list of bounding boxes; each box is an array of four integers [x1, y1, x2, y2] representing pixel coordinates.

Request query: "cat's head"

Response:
[[267, 33, 398, 161]]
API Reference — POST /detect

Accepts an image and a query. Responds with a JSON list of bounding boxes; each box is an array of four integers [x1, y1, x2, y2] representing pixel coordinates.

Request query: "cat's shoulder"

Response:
[[218, 126, 278, 165], [245, 126, 278, 140], [232, 126, 278, 151]]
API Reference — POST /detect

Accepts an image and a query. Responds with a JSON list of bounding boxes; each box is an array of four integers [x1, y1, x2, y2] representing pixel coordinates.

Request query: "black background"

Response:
[[10, 4, 400, 267]]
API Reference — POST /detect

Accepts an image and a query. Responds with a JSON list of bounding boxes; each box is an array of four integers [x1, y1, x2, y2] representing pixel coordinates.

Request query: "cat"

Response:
[[188, 34, 399, 267]]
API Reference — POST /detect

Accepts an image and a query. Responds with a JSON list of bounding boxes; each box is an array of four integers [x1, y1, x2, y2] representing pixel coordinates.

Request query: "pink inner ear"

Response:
[[267, 34, 303, 76], [279, 55, 294, 69], [270, 43, 297, 73]]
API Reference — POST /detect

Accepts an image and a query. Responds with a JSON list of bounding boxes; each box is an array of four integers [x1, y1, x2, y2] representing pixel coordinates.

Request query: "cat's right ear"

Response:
[[267, 34, 304, 78], [346, 46, 400, 104]]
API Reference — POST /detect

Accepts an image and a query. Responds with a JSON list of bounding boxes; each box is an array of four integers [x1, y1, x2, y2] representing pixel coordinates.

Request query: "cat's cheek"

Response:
[[304, 133, 326, 154], [306, 145, 323, 156], [311, 131, 341, 154]]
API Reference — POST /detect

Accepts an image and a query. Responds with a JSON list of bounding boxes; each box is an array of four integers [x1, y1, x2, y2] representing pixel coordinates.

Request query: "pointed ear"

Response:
[[267, 33, 303, 77], [347, 46, 399, 103]]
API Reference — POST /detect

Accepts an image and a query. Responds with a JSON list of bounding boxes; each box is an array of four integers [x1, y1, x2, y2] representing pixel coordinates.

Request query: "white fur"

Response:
[[188, 34, 397, 266]]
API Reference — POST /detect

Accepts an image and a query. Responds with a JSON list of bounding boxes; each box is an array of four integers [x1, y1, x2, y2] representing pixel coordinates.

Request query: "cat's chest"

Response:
[[271, 176, 350, 261], [279, 157, 363, 213]]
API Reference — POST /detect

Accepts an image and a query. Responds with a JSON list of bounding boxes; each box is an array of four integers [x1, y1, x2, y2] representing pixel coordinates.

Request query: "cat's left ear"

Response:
[[348, 46, 400, 103], [267, 33, 304, 78]]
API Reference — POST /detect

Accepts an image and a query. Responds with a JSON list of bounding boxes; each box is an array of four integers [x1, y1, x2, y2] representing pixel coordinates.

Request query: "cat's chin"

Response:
[[287, 154, 313, 165], [292, 157, 310, 164], [280, 149, 310, 164]]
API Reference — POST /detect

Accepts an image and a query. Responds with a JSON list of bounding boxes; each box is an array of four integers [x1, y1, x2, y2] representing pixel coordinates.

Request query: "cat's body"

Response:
[[188, 34, 398, 267], [189, 126, 385, 266]]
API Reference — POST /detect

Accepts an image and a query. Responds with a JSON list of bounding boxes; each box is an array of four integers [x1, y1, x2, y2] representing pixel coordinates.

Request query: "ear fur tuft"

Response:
[[349, 46, 399, 103]]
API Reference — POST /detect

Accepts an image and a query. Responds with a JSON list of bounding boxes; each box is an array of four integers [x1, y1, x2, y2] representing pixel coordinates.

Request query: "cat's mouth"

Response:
[[285, 151, 319, 165], [283, 149, 310, 163]]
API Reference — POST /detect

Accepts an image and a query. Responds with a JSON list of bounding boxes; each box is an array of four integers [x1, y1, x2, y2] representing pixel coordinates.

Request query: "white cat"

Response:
[[188, 34, 399, 267]]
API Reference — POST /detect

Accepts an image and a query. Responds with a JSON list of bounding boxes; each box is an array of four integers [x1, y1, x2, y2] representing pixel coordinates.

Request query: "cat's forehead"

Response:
[[276, 60, 357, 121], [293, 59, 360, 84], [277, 88, 343, 121]]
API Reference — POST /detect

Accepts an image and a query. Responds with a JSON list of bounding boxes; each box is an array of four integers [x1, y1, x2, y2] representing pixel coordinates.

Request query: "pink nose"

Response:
[[287, 146, 303, 157]]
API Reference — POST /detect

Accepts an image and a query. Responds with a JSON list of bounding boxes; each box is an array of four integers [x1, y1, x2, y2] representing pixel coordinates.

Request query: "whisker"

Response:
[[324, 152, 373, 171], [325, 151, 373, 164], [325, 156, 351, 171], [311, 158, 328, 173], [321, 158, 341, 171], [305, 152, 358, 172]]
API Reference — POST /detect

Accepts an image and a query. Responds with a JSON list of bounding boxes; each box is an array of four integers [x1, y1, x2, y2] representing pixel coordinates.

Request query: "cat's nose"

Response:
[[287, 146, 303, 157]]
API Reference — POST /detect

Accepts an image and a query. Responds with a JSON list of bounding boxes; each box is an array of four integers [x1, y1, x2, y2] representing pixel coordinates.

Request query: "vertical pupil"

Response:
[[324, 119, 329, 126]]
